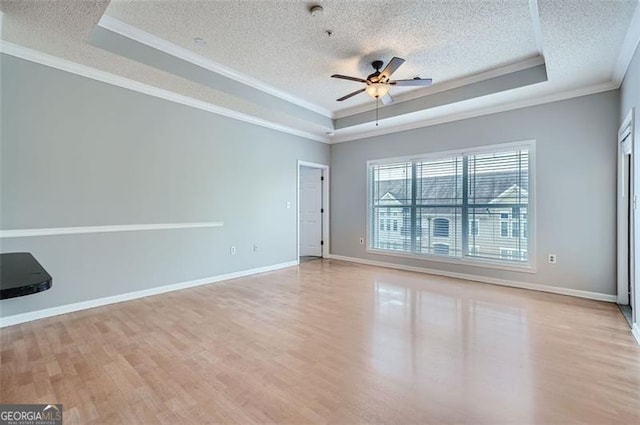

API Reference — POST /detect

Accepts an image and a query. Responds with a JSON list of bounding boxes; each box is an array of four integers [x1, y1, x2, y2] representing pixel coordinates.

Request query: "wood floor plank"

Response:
[[1, 259, 639, 424]]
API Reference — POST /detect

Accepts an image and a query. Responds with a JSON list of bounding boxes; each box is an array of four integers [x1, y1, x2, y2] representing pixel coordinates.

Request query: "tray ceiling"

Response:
[[105, 0, 540, 114], [0, 0, 638, 142]]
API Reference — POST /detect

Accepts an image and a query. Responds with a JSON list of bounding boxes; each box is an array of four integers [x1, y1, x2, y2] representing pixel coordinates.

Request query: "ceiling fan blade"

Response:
[[331, 74, 368, 83], [381, 93, 393, 105], [390, 78, 433, 87], [379, 57, 406, 81], [336, 88, 366, 101]]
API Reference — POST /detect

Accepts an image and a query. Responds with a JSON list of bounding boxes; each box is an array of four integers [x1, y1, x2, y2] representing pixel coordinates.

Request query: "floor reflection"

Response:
[[371, 276, 531, 420]]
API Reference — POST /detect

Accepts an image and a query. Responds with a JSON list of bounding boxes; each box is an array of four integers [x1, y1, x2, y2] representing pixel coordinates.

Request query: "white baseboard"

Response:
[[0, 260, 298, 328], [633, 324, 640, 346], [328, 254, 617, 303]]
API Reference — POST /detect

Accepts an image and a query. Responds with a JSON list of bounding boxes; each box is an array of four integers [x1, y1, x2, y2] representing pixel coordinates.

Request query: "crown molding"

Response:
[[330, 80, 618, 144], [98, 15, 333, 119], [0, 40, 329, 143], [613, 0, 640, 85], [332, 55, 546, 119], [0, 39, 617, 146], [528, 0, 545, 56], [1, 11, 629, 148]]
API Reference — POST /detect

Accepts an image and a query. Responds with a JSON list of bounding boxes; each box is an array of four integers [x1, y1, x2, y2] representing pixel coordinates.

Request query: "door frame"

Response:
[[618, 108, 635, 305], [297, 160, 330, 261]]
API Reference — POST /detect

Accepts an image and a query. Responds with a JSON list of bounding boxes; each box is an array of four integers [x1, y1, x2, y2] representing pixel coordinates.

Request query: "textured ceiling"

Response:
[[538, 0, 636, 84], [0, 0, 638, 142], [105, 0, 539, 113]]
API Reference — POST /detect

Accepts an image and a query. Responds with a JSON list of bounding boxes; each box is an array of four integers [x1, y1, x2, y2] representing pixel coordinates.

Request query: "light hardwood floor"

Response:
[[1, 259, 639, 424]]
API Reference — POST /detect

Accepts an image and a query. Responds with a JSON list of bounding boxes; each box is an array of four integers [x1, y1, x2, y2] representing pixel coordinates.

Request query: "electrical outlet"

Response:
[[359, 238, 365, 245], [253, 244, 258, 252], [286, 201, 291, 209], [548, 253, 556, 264], [230, 246, 236, 255]]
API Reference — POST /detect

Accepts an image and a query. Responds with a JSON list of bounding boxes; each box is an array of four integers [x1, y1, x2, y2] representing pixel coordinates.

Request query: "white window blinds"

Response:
[[368, 143, 532, 267]]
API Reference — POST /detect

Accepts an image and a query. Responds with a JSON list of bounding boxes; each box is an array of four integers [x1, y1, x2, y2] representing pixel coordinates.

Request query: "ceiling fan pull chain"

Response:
[[376, 97, 379, 126]]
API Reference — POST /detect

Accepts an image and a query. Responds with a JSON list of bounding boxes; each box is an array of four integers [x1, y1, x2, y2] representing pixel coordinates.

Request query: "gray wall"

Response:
[[0, 55, 329, 317], [331, 90, 619, 295], [620, 43, 640, 323]]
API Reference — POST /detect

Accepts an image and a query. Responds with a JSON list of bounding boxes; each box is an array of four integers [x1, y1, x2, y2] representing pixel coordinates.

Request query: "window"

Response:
[[433, 243, 450, 255], [368, 142, 532, 267], [433, 218, 450, 237], [500, 248, 527, 261], [470, 219, 479, 236], [512, 221, 520, 238], [500, 213, 509, 237]]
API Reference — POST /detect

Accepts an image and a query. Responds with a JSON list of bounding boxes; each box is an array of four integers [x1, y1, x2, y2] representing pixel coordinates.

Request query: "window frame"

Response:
[[366, 140, 536, 273]]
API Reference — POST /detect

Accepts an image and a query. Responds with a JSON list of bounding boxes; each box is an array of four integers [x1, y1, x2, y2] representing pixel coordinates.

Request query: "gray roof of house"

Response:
[[373, 171, 528, 206]]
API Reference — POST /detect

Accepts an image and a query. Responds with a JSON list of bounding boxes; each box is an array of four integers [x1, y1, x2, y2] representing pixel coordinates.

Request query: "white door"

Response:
[[300, 166, 323, 257]]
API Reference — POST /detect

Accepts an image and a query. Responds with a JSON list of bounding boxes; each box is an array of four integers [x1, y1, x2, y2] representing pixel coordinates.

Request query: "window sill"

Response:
[[365, 248, 537, 274]]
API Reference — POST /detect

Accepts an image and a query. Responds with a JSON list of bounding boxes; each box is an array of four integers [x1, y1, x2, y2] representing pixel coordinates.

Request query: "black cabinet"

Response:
[[0, 253, 52, 300]]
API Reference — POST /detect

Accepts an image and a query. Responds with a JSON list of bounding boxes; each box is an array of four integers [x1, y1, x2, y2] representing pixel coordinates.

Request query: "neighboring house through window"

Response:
[[368, 141, 533, 268], [500, 248, 527, 261]]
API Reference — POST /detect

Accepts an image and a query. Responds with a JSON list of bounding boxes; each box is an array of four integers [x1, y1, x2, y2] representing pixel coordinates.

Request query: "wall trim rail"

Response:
[[0, 260, 298, 328], [328, 254, 617, 303], [0, 222, 224, 238]]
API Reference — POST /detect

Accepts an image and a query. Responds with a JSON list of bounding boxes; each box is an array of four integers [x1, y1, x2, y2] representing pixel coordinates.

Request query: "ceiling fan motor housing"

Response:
[[368, 60, 385, 82]]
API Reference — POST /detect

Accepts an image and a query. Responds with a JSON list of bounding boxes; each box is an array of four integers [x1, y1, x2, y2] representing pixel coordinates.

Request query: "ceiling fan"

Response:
[[331, 57, 432, 105]]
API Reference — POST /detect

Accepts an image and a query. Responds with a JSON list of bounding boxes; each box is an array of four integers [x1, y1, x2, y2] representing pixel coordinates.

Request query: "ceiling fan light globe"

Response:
[[366, 83, 390, 99]]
